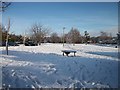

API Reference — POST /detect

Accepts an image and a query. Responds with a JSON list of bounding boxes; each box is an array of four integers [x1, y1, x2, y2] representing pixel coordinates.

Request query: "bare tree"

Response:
[[50, 33, 61, 43], [67, 27, 81, 45], [0, 1, 11, 12], [6, 18, 10, 55], [100, 31, 108, 38], [0, 1, 11, 55], [0, 24, 2, 44], [117, 32, 120, 45], [30, 23, 49, 45], [99, 31, 112, 44], [0, 18, 11, 54]]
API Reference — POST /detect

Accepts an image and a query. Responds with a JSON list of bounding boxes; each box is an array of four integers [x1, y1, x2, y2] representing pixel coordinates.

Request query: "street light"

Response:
[[23, 31, 26, 45], [63, 27, 65, 47]]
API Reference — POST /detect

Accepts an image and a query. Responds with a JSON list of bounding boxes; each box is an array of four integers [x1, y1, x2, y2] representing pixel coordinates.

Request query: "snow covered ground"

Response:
[[0, 43, 119, 88]]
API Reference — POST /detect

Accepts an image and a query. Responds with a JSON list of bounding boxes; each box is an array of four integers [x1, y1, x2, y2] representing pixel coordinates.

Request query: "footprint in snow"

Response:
[[56, 80, 62, 85], [39, 64, 57, 74], [11, 69, 16, 77]]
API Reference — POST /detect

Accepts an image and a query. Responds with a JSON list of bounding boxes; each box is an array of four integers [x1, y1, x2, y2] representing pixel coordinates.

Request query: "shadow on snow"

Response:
[[1, 50, 119, 88]]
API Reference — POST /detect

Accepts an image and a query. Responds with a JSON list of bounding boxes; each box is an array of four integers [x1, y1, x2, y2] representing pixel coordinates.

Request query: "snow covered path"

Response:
[[0, 44, 119, 88]]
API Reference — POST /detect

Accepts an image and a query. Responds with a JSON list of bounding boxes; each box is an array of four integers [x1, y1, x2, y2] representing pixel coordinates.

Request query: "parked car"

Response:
[[0, 42, 6, 46], [0, 41, 19, 46], [25, 41, 37, 46], [8, 42, 19, 46]]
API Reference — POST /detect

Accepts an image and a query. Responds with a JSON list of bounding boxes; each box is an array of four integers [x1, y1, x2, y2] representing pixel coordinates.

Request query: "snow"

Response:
[[0, 43, 119, 88]]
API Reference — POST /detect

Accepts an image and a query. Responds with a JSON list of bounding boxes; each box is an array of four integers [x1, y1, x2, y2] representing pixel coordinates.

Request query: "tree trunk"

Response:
[[6, 18, 10, 55]]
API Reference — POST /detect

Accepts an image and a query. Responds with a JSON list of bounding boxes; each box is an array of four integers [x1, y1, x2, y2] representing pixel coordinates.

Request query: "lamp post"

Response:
[[63, 27, 65, 47], [23, 31, 26, 45]]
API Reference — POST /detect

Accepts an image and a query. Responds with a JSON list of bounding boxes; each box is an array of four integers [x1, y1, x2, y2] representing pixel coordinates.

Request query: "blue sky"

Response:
[[2, 2, 118, 36]]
